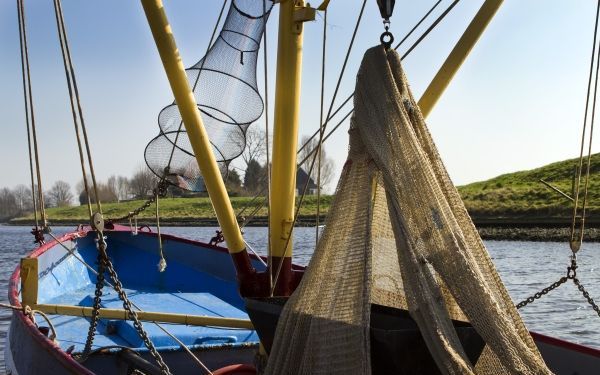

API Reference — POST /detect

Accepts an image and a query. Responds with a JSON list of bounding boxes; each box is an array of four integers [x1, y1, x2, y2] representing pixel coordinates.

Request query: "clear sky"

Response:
[[0, 0, 598, 194]]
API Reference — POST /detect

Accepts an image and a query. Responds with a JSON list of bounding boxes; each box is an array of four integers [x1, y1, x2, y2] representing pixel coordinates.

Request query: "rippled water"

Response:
[[1, 225, 599, 371]]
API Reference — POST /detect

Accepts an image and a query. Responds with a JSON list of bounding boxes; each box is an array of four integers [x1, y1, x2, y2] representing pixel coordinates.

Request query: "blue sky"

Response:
[[0, 0, 597, 194]]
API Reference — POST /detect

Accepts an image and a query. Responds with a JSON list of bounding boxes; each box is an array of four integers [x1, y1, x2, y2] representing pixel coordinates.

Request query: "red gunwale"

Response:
[[7, 226, 598, 374], [6, 225, 297, 375], [531, 331, 600, 358], [8, 228, 94, 374]]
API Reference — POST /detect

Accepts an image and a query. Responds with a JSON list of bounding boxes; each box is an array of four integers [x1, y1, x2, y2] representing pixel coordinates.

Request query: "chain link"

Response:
[[78, 232, 172, 374], [515, 276, 569, 309], [516, 257, 600, 318], [78, 235, 107, 361], [101, 238, 172, 374], [573, 277, 600, 318], [109, 179, 169, 223]]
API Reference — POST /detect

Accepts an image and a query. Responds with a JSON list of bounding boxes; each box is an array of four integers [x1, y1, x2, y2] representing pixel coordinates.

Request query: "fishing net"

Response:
[[265, 46, 552, 374], [145, 0, 272, 191]]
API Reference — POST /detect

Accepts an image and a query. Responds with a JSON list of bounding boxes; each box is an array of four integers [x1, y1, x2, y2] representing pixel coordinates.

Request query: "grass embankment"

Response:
[[10, 154, 600, 230], [458, 153, 600, 226], [10, 195, 334, 226]]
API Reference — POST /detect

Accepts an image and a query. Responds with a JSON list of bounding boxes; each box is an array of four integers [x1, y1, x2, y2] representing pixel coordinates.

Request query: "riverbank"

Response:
[[7, 217, 600, 242]]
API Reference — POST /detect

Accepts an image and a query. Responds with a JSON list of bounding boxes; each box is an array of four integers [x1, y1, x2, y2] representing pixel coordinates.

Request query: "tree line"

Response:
[[0, 165, 161, 221], [0, 130, 335, 221]]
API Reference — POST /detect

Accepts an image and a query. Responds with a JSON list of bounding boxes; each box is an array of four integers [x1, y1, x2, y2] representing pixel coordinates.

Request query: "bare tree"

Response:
[[298, 135, 335, 192], [48, 181, 73, 207], [130, 165, 158, 198], [107, 175, 118, 201], [0, 188, 19, 220], [12, 184, 32, 212], [116, 176, 130, 201], [234, 127, 267, 168]]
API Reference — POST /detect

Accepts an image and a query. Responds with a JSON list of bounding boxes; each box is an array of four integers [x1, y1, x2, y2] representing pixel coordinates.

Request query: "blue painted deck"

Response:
[[32, 229, 263, 353]]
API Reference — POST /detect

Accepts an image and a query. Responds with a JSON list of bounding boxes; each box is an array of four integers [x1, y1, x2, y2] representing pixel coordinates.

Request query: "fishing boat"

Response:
[[5, 0, 600, 374]]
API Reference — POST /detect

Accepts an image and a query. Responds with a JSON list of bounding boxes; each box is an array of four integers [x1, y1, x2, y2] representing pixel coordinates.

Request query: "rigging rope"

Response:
[[52, 0, 97, 219], [570, 0, 600, 252], [519, 0, 600, 320], [16, 0, 46, 237], [272, 1, 462, 285], [272, 0, 369, 294], [164, 0, 229, 171], [0, 302, 57, 341], [315, 8, 328, 248], [297, 0, 458, 164], [262, 0, 273, 289], [51, 1, 170, 372], [236, 0, 458, 230]]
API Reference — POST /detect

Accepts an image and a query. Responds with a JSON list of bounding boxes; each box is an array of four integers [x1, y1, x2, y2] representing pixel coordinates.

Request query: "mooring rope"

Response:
[[0, 302, 57, 341]]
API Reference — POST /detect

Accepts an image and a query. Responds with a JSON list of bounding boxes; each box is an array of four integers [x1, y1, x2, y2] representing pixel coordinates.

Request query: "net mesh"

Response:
[[265, 46, 552, 374], [144, 0, 272, 191]]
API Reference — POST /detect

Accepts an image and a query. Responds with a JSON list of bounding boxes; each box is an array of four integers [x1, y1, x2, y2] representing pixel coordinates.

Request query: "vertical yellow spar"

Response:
[[141, 0, 256, 282], [269, 0, 306, 295], [418, 0, 504, 118]]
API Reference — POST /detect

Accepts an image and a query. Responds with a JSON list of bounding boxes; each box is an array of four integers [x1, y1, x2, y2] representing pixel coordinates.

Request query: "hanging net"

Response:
[[264, 46, 552, 374], [144, 0, 272, 191]]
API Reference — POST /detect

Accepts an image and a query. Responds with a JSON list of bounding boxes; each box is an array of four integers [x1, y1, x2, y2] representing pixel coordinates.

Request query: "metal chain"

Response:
[[516, 257, 600, 317], [101, 240, 172, 375], [78, 238, 107, 361], [573, 276, 600, 318], [109, 179, 169, 223], [77, 233, 171, 374], [515, 276, 569, 310]]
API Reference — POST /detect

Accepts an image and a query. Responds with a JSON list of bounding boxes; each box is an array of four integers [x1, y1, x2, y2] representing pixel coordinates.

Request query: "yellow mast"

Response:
[[141, 0, 255, 279], [269, 0, 313, 295], [419, 0, 504, 118]]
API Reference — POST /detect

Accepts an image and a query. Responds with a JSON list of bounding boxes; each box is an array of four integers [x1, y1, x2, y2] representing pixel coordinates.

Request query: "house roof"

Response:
[[296, 167, 317, 189]]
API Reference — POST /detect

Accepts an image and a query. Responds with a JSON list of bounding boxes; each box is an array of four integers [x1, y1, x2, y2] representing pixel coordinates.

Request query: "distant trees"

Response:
[[48, 181, 73, 207], [0, 185, 34, 220], [243, 159, 267, 194], [225, 169, 243, 195], [130, 166, 158, 198], [298, 135, 335, 192], [13, 184, 33, 212], [0, 188, 20, 220]]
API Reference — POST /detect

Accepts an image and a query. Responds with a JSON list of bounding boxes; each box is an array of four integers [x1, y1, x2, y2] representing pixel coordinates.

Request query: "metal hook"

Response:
[[380, 29, 394, 49]]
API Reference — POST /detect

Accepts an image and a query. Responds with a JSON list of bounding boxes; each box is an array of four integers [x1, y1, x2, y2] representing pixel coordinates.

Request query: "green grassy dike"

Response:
[[10, 195, 334, 227], [10, 154, 600, 228]]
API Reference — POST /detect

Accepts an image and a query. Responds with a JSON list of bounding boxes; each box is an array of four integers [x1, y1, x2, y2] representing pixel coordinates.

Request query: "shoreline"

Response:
[[5, 218, 600, 242]]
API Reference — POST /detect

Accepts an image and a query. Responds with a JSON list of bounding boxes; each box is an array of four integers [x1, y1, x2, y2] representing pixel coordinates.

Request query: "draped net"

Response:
[[264, 46, 552, 374]]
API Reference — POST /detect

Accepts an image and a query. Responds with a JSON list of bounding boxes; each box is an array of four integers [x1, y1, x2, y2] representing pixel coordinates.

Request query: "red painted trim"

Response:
[[531, 331, 600, 358], [6, 225, 306, 373], [8, 228, 95, 374], [212, 364, 256, 375]]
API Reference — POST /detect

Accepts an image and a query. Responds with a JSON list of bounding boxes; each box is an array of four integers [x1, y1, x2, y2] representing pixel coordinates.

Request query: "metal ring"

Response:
[[380, 31, 394, 49]]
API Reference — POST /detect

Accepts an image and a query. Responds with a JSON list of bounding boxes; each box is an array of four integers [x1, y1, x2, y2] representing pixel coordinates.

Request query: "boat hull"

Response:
[[6, 227, 263, 375], [245, 297, 600, 375]]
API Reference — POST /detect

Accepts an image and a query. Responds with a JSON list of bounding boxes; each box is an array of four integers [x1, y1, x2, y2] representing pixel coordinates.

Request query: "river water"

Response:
[[1, 225, 599, 371]]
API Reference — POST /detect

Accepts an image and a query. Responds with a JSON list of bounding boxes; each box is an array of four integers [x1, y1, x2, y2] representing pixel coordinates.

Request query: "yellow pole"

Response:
[[418, 0, 504, 118], [140, 0, 245, 255], [269, 0, 305, 295], [33, 303, 254, 329]]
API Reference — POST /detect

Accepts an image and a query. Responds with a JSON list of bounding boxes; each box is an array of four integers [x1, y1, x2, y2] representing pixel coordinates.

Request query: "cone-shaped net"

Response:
[[265, 46, 552, 374], [145, 0, 272, 191]]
